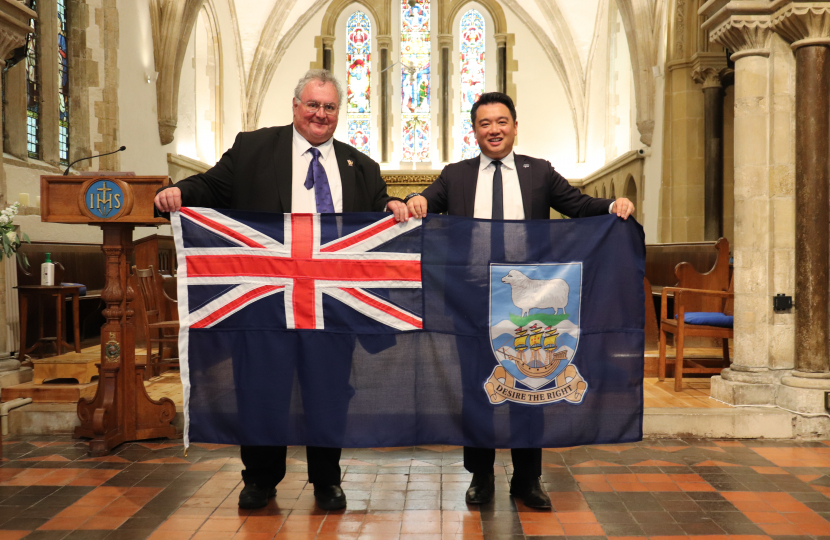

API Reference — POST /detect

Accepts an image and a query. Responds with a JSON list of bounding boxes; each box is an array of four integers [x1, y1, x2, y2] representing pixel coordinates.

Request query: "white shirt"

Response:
[[291, 126, 343, 213], [473, 151, 616, 218], [473, 152, 525, 220]]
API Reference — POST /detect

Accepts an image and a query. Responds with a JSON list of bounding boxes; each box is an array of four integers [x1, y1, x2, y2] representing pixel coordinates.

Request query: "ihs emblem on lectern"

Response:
[[84, 180, 124, 218]]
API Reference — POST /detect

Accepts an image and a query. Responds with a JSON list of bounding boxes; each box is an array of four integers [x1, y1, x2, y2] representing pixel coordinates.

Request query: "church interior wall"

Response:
[[502, 7, 576, 176], [637, 0, 666, 245], [258, 10, 327, 131]]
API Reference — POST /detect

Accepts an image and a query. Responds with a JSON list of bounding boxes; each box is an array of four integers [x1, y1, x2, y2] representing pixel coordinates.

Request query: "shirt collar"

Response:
[[479, 151, 515, 171], [293, 125, 335, 160]]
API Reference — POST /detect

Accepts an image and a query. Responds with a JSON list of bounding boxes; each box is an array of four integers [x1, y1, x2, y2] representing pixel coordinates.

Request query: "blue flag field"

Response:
[[171, 209, 645, 449]]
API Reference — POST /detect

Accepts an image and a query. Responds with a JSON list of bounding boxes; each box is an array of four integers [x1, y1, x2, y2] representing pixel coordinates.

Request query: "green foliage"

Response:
[[509, 312, 569, 327], [0, 203, 29, 269]]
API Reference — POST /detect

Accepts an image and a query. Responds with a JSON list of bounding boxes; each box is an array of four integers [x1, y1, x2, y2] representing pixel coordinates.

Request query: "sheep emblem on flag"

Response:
[[486, 263, 588, 405]]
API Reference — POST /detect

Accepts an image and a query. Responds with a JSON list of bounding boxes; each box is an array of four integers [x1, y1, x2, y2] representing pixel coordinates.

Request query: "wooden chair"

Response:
[[658, 274, 734, 391], [133, 265, 179, 377]]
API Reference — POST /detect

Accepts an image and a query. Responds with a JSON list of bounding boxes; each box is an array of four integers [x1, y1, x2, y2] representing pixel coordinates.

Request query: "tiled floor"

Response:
[[1, 438, 830, 539]]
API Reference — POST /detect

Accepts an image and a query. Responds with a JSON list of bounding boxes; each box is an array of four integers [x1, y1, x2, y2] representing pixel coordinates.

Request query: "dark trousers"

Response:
[[240, 445, 342, 488], [464, 446, 542, 484]]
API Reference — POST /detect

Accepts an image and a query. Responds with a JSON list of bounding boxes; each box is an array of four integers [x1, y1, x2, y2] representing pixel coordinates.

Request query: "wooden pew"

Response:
[[131, 235, 177, 355], [642, 238, 731, 376]]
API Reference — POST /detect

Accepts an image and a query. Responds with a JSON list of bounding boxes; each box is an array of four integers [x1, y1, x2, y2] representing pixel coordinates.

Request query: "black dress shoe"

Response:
[[238, 484, 277, 509], [465, 473, 495, 504], [509, 477, 551, 509], [314, 484, 347, 511]]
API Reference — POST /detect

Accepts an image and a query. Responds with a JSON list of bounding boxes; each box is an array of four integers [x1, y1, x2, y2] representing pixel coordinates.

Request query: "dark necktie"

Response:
[[304, 147, 334, 213], [491, 160, 503, 220]]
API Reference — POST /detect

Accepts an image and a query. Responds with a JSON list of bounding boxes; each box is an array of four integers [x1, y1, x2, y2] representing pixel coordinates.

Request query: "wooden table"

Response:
[[16, 285, 82, 359]]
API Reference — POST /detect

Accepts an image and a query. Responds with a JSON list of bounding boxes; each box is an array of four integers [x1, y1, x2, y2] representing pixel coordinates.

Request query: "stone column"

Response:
[[0, 0, 36, 180], [495, 33, 507, 94], [439, 34, 452, 163], [377, 35, 391, 163], [322, 36, 334, 72], [770, 5, 830, 423], [0, 0, 35, 369], [708, 17, 782, 402], [692, 55, 731, 241]]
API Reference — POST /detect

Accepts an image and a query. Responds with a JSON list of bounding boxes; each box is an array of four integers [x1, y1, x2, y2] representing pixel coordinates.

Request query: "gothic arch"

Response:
[[615, 0, 664, 146], [150, 0, 205, 144], [498, 0, 585, 161], [322, 0, 389, 37], [440, 0, 506, 35], [244, 0, 330, 129], [198, 0, 224, 160]]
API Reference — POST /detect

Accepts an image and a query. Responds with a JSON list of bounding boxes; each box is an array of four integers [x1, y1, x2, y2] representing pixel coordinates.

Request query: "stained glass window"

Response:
[[26, 0, 38, 159], [460, 10, 484, 159], [347, 11, 371, 156], [58, 0, 69, 165], [401, 0, 430, 162]]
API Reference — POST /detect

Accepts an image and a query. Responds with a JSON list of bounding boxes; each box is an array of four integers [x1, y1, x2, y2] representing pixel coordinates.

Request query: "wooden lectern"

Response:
[[41, 175, 177, 456]]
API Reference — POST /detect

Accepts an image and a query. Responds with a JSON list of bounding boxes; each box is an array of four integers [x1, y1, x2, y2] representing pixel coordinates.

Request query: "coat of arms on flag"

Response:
[[487, 263, 587, 405]]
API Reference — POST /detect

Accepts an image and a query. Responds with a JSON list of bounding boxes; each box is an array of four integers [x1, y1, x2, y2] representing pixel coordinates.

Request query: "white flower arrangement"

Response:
[[0, 202, 29, 268]]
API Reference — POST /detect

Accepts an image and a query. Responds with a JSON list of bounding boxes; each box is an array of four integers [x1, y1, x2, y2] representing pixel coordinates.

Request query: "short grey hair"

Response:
[[293, 69, 344, 108]]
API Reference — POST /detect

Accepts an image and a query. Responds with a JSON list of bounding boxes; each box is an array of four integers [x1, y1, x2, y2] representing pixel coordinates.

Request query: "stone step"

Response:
[[8, 402, 185, 436], [1, 381, 97, 402], [644, 407, 794, 438], [6, 404, 797, 440]]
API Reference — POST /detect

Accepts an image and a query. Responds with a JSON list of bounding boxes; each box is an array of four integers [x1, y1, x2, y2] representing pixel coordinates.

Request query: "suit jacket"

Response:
[[170, 124, 393, 213], [420, 154, 613, 219]]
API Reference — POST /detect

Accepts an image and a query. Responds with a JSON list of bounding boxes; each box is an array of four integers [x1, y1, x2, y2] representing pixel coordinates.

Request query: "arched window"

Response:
[[459, 9, 484, 159], [401, 0, 430, 162], [58, 0, 69, 165], [26, 0, 39, 159], [347, 11, 371, 156]]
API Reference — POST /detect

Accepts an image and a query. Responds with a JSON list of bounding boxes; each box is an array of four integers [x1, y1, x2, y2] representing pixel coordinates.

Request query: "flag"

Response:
[[172, 208, 645, 449]]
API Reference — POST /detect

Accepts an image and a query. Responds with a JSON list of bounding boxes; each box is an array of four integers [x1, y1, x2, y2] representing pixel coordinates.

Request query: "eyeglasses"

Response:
[[299, 100, 338, 115]]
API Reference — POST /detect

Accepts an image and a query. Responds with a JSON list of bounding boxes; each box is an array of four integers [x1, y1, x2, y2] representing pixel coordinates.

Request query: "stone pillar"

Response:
[[769, 5, 830, 424], [692, 56, 730, 241], [495, 33, 507, 94], [0, 0, 35, 374], [708, 16, 783, 403], [439, 34, 452, 163], [322, 36, 334, 72], [37, 1, 59, 165], [377, 35, 391, 163], [0, 0, 36, 180]]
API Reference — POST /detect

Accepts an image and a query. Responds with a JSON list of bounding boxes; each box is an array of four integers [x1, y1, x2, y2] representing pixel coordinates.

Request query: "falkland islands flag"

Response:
[[172, 208, 645, 449]]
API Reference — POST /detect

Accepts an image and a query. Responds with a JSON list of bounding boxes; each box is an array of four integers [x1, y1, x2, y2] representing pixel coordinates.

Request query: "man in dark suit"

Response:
[[155, 69, 408, 512], [406, 92, 634, 509]]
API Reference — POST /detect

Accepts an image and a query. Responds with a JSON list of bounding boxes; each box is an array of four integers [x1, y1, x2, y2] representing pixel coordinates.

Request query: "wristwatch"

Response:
[[403, 192, 422, 203]]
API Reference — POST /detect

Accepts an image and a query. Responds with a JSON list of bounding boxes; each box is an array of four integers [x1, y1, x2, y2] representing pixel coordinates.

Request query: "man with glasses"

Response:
[[405, 92, 634, 509], [155, 70, 407, 511]]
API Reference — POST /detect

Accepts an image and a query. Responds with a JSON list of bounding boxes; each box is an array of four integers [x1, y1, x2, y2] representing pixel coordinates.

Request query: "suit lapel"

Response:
[[515, 154, 533, 219], [273, 125, 293, 212], [462, 157, 480, 217], [334, 140, 356, 212]]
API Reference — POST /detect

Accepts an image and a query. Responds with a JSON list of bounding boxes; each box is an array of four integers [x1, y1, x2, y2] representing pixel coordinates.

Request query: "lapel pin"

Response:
[[523, 163, 530, 168], [347, 159, 354, 166]]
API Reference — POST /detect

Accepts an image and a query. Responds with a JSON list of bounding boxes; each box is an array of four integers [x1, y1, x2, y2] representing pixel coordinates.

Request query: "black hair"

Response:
[[470, 92, 517, 125]]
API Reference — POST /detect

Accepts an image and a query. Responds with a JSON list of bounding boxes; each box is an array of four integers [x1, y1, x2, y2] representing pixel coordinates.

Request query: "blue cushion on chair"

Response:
[[676, 312, 733, 327], [61, 283, 87, 296]]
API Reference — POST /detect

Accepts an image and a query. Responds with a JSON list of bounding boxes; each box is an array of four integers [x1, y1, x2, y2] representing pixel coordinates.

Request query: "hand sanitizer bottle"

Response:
[[41, 252, 55, 286]]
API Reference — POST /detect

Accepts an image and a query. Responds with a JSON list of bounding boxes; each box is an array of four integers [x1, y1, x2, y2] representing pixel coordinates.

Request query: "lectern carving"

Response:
[[41, 175, 177, 456]]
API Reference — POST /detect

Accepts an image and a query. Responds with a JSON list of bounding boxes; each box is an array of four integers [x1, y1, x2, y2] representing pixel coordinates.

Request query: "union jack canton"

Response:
[[173, 207, 423, 332]]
